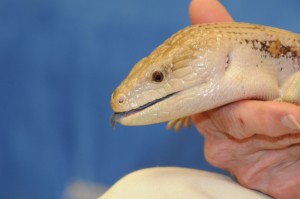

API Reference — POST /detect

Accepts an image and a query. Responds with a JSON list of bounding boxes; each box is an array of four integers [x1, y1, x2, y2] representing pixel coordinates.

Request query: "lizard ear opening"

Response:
[[225, 54, 232, 71]]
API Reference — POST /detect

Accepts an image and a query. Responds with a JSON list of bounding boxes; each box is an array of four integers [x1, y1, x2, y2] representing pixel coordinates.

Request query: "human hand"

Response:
[[189, 0, 300, 198]]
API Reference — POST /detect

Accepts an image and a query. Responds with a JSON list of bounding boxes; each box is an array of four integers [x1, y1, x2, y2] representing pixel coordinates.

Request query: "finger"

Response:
[[229, 144, 300, 199], [189, 0, 233, 24], [192, 100, 300, 139]]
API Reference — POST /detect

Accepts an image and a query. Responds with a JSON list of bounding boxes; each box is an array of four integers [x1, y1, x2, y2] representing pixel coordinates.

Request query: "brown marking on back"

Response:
[[246, 39, 300, 60], [267, 40, 284, 58], [291, 41, 300, 57]]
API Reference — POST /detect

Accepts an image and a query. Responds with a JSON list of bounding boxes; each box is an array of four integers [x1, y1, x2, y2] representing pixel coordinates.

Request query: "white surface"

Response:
[[99, 167, 272, 199]]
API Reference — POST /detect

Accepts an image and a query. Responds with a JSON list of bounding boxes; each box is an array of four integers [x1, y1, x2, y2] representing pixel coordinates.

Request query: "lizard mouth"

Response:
[[110, 92, 178, 127]]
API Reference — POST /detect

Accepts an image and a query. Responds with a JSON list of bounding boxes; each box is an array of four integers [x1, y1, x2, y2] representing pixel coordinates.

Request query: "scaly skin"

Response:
[[110, 22, 300, 129]]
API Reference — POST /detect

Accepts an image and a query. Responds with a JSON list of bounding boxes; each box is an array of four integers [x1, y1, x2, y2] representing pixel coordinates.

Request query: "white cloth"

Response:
[[99, 167, 272, 199]]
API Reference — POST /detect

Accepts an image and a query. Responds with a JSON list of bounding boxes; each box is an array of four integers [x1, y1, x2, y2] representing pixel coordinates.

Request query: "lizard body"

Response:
[[110, 22, 300, 130]]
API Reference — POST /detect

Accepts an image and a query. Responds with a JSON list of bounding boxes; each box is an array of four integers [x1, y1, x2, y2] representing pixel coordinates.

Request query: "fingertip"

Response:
[[191, 113, 208, 131], [191, 114, 201, 125], [221, 100, 300, 137], [191, 112, 205, 122], [189, 0, 233, 24], [281, 114, 300, 131]]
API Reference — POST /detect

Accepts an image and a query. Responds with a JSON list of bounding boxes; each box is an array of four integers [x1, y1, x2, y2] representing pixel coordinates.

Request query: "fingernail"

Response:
[[281, 114, 300, 131]]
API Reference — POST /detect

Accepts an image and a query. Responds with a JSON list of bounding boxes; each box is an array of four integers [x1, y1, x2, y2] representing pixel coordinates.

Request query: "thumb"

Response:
[[189, 0, 233, 24], [192, 100, 300, 139]]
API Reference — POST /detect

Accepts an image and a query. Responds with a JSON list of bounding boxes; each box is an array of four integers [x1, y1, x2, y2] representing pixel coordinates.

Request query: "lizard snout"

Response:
[[110, 92, 128, 112]]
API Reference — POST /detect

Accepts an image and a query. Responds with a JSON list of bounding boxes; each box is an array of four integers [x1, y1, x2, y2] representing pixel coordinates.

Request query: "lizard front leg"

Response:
[[280, 71, 300, 105], [166, 117, 191, 132]]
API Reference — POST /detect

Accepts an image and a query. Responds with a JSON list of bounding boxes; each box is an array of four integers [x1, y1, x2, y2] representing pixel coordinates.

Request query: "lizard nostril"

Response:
[[111, 92, 128, 112], [116, 93, 126, 104]]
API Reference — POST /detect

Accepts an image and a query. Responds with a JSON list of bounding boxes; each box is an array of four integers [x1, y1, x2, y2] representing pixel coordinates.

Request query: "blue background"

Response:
[[1, 0, 299, 198]]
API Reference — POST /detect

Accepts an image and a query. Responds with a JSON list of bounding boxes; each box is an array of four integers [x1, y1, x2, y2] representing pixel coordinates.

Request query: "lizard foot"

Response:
[[166, 117, 191, 132]]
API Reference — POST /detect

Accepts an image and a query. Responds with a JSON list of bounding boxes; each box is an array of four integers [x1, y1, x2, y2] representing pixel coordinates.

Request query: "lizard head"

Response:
[[110, 25, 226, 126]]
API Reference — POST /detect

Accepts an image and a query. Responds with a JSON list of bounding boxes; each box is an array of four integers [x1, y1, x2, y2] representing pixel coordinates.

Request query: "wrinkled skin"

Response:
[[190, 0, 300, 199]]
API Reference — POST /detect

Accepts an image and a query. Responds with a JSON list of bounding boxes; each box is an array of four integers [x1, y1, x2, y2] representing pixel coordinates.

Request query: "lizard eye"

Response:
[[152, 71, 164, 82]]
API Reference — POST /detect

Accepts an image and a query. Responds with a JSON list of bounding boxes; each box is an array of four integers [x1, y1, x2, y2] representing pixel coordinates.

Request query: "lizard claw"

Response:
[[166, 117, 191, 132]]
